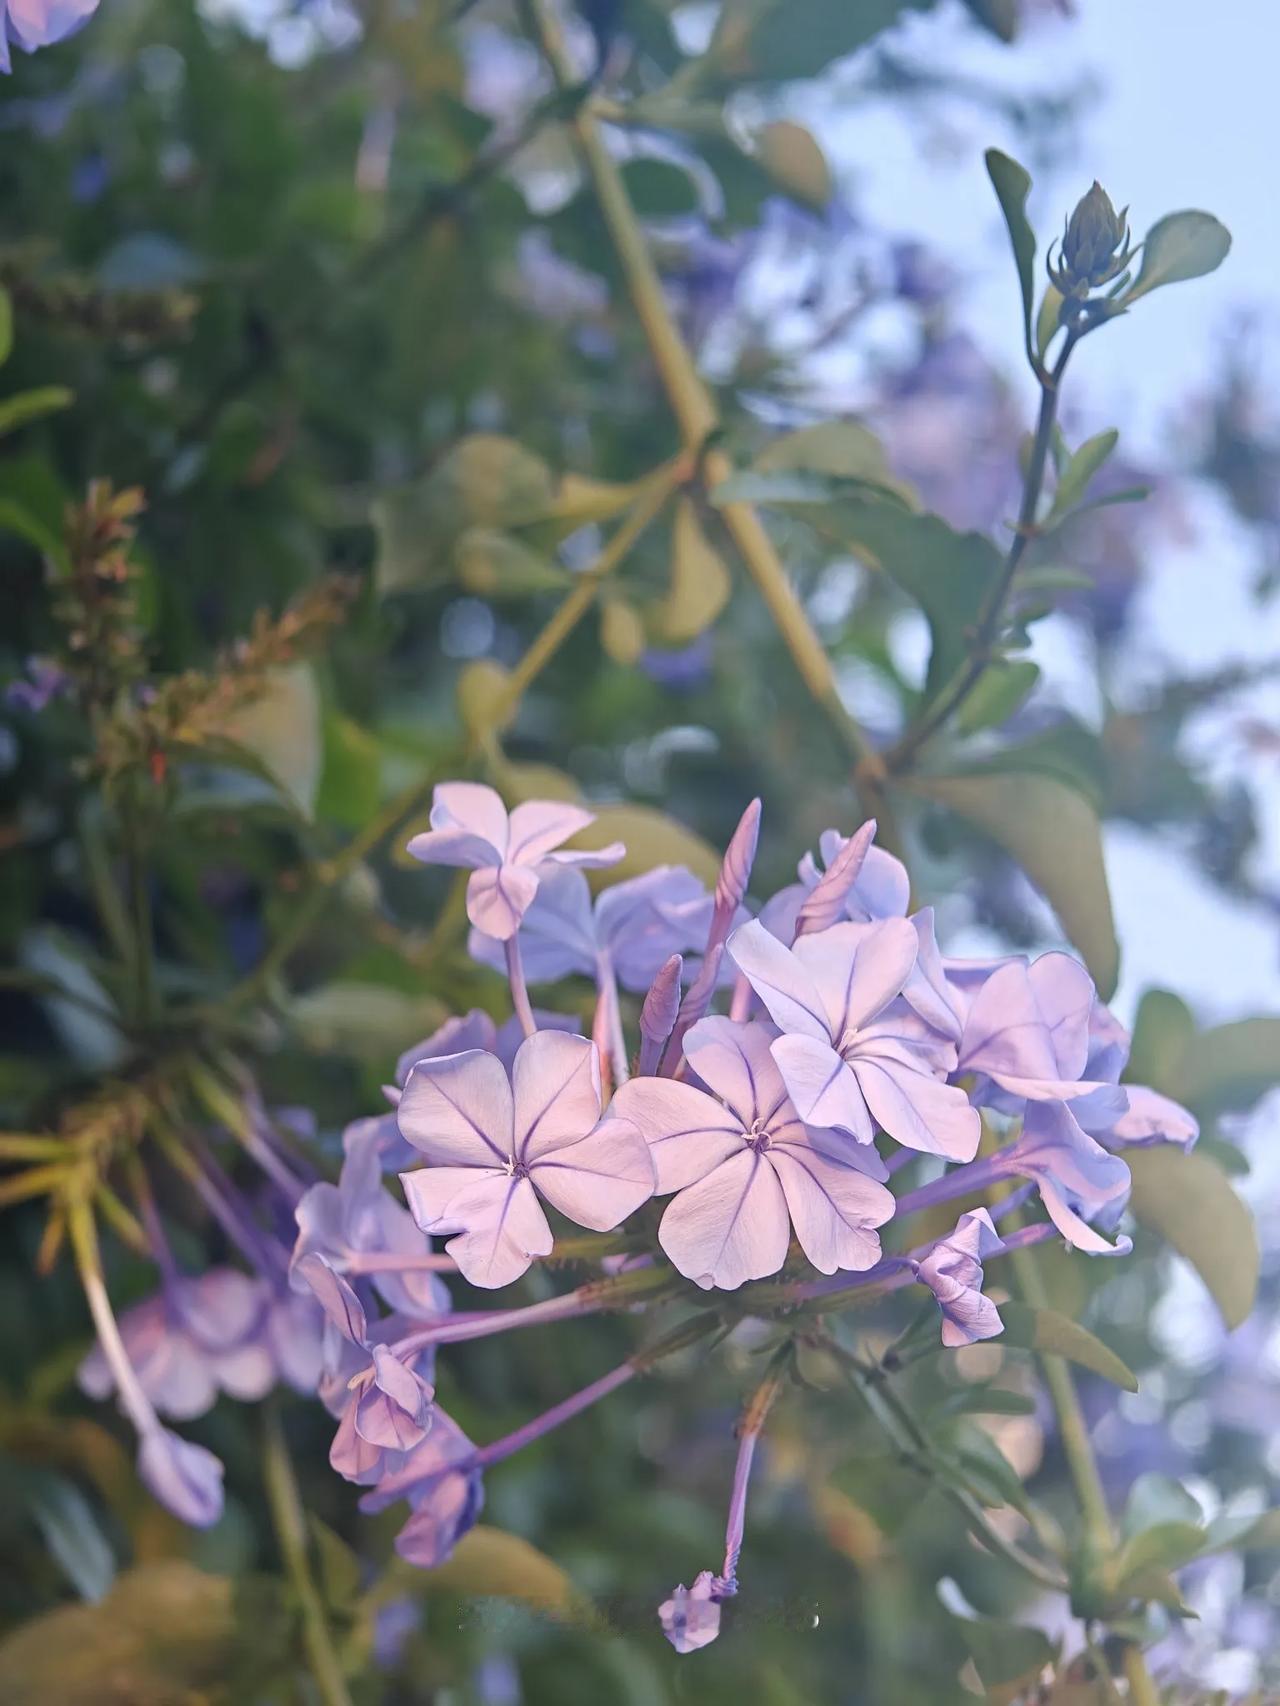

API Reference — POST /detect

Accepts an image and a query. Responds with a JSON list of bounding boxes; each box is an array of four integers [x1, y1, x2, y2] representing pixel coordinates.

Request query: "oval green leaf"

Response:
[[1127, 1147, 1259, 1329]]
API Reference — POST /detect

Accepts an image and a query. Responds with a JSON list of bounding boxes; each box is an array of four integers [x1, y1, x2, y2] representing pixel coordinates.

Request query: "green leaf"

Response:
[[309, 1515, 362, 1613], [1178, 1017, 1280, 1117], [317, 710, 382, 830], [1125, 989, 1195, 1092], [906, 768, 1118, 995], [752, 418, 916, 505], [954, 659, 1040, 735], [218, 663, 323, 816], [1121, 1473, 1203, 1539], [1046, 428, 1119, 523], [0, 385, 74, 438], [660, 497, 731, 643], [948, 1610, 1056, 1693], [379, 1525, 601, 1629], [23, 1468, 115, 1603], [998, 1301, 1138, 1391], [1110, 1522, 1208, 1593], [701, 0, 929, 86], [374, 435, 555, 594], [1034, 284, 1064, 360], [1127, 1147, 1258, 1329], [600, 597, 647, 665], [0, 287, 11, 366], [286, 981, 446, 1058], [456, 659, 516, 743], [0, 496, 64, 558], [567, 804, 720, 887], [755, 120, 833, 210], [0, 1563, 289, 1705], [456, 528, 571, 597], [985, 148, 1037, 352], [620, 157, 701, 218], [1124, 210, 1232, 303]]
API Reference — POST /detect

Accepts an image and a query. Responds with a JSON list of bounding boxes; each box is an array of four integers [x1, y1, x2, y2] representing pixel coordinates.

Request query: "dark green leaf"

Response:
[[1046, 428, 1119, 523], [985, 148, 1037, 352], [954, 659, 1040, 735], [0, 386, 74, 437], [1179, 1017, 1280, 1117], [620, 157, 701, 218], [1125, 989, 1196, 1092], [948, 1610, 1057, 1691]]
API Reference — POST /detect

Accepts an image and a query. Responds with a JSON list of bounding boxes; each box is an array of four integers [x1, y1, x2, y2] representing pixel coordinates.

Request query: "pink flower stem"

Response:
[[719, 1371, 783, 1592], [505, 935, 538, 1040], [473, 1360, 637, 1469]]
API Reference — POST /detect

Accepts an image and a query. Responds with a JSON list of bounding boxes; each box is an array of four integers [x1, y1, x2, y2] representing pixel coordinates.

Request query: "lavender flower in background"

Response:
[[406, 781, 624, 939], [1, 0, 100, 74], [397, 1031, 653, 1287], [5, 655, 72, 712], [361, 1407, 484, 1569]]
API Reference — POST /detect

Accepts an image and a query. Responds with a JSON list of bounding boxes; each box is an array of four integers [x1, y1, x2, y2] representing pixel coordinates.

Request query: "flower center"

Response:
[[504, 1156, 531, 1180], [746, 1117, 772, 1154]]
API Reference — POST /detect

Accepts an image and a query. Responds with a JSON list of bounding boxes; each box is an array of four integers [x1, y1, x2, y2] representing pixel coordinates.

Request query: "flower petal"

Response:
[[294, 1253, 368, 1345], [397, 1049, 514, 1166], [658, 1149, 790, 1290], [792, 918, 918, 1036], [610, 1075, 743, 1193], [465, 862, 540, 940], [435, 1174, 554, 1289], [530, 1116, 656, 1230], [513, 1031, 602, 1160], [853, 1055, 981, 1160], [771, 1033, 874, 1141], [506, 800, 596, 865], [400, 1164, 503, 1232], [727, 920, 832, 1040], [768, 1140, 893, 1274], [430, 781, 509, 850], [682, 1016, 789, 1131]]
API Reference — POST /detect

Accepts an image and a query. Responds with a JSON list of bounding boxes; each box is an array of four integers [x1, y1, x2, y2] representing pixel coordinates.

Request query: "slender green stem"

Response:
[[886, 332, 1077, 773], [523, 0, 881, 793], [262, 1400, 355, 1706], [1122, 1642, 1161, 1706], [1010, 1243, 1114, 1555]]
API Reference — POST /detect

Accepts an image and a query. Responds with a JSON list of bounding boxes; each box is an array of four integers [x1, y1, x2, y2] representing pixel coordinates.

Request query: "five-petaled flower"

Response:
[[614, 1018, 894, 1290], [406, 781, 624, 940], [729, 918, 980, 1160], [397, 1031, 654, 1288]]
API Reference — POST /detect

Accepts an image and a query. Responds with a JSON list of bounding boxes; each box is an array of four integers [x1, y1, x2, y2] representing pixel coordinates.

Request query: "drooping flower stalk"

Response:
[[505, 933, 538, 1040], [390, 1263, 666, 1357], [473, 1359, 638, 1470]]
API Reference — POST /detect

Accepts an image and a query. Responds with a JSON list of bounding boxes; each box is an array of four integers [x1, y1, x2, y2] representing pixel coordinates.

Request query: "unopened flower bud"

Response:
[[1053, 181, 1131, 295]]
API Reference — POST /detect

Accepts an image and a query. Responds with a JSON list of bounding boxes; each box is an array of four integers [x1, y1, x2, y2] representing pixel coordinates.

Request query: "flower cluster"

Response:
[[77, 782, 1197, 1652]]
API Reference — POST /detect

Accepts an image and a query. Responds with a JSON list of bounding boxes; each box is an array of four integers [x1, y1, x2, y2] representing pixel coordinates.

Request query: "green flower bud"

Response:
[[1049, 181, 1133, 299]]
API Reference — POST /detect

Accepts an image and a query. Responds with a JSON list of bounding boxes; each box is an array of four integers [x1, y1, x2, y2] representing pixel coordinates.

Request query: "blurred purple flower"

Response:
[[614, 1018, 892, 1289], [361, 1407, 484, 1569], [1, 0, 100, 73], [469, 862, 714, 993], [137, 1427, 225, 1529], [660, 1570, 723, 1653], [729, 918, 980, 1159], [5, 656, 71, 712], [397, 1031, 653, 1288], [998, 1099, 1132, 1255]]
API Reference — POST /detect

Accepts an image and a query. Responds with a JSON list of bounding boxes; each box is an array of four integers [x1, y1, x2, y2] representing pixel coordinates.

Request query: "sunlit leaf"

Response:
[[457, 528, 571, 598], [953, 659, 1040, 735], [660, 497, 731, 643], [218, 663, 323, 816], [1125, 989, 1195, 1092], [755, 120, 833, 210], [600, 597, 647, 666], [1045, 429, 1119, 523], [1178, 1017, 1280, 1117], [379, 1524, 602, 1629], [317, 710, 382, 830], [1127, 1147, 1258, 1329], [456, 659, 515, 743], [0, 386, 74, 438], [567, 804, 720, 887]]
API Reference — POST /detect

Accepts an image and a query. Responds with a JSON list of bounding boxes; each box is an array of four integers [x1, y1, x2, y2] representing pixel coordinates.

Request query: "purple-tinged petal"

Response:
[[1002, 1100, 1132, 1255], [854, 1053, 981, 1160], [543, 840, 627, 870], [506, 800, 597, 865], [137, 1429, 224, 1529], [400, 1163, 503, 1236], [294, 1253, 369, 1345], [1103, 1085, 1199, 1150], [469, 864, 597, 983], [181, 1268, 264, 1352], [960, 957, 1089, 1087], [638, 953, 684, 1073], [209, 1339, 276, 1403], [915, 1208, 1004, 1346], [405, 826, 502, 870], [794, 819, 877, 938], [330, 1403, 387, 1483], [659, 1149, 790, 1290], [465, 861, 540, 939], [430, 781, 509, 850], [682, 1017, 789, 1131], [361, 1407, 476, 1514], [529, 1115, 655, 1230], [513, 1031, 602, 1160], [355, 1347, 433, 1450], [1085, 1000, 1131, 1083], [1027, 952, 1095, 1078], [727, 920, 832, 1041], [768, 1137, 893, 1274], [395, 1010, 499, 1087], [902, 909, 963, 1040], [610, 1075, 743, 1193], [397, 1049, 514, 1166], [792, 918, 918, 1037], [431, 1173, 554, 1289], [659, 1571, 723, 1653], [771, 1033, 874, 1141]]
